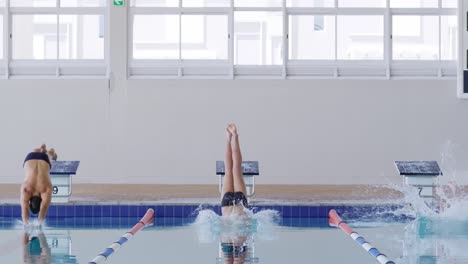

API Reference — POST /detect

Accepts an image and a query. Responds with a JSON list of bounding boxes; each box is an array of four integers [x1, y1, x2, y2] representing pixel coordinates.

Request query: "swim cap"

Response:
[[29, 196, 42, 215]]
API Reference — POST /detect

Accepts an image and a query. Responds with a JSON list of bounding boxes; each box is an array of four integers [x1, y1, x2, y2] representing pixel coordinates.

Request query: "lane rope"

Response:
[[88, 208, 155, 264], [328, 209, 395, 264]]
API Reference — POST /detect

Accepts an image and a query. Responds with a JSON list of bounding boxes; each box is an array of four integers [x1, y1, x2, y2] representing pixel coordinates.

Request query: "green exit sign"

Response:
[[113, 0, 124, 6]]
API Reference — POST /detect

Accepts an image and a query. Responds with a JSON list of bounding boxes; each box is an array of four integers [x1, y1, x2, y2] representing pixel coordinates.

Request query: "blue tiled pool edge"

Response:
[[0, 204, 405, 219]]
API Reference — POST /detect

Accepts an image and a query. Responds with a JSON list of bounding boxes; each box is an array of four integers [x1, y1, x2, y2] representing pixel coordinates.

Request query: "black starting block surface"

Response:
[[51, 161, 80, 175], [394, 161, 442, 176], [216, 161, 259, 176]]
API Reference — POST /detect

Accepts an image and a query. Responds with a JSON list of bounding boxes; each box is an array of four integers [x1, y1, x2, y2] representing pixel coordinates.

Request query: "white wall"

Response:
[[0, 6, 467, 185], [1, 78, 467, 185]]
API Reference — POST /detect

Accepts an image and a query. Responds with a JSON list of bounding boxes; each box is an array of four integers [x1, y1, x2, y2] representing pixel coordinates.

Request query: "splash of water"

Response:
[[384, 141, 467, 219], [395, 141, 468, 262], [13, 219, 48, 231], [192, 207, 280, 243]]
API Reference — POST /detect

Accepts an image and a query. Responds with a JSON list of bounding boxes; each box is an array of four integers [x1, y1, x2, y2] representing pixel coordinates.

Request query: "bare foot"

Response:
[[227, 124, 238, 136], [47, 148, 57, 161], [40, 144, 47, 153]]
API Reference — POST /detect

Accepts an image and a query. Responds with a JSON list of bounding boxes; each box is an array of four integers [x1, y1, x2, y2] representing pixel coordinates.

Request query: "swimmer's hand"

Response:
[[24, 219, 44, 230]]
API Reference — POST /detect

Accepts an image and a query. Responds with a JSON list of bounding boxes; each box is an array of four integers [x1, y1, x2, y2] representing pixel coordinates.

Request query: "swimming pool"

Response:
[[0, 204, 467, 263]]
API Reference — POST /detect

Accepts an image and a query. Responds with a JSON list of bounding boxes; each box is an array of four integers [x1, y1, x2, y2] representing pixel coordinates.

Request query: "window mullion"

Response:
[[229, 0, 233, 78], [335, 0, 338, 78], [56, 10, 59, 76], [177, 0, 181, 77], [282, 0, 286, 79], [385, 1, 391, 79], [438, 15, 441, 77], [106, 0, 111, 78], [4, 0, 9, 78], [334, 13, 337, 77]]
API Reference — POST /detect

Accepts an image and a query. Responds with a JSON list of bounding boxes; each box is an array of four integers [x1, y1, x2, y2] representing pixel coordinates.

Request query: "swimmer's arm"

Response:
[[23, 232, 29, 245], [20, 187, 30, 225], [22, 232, 29, 261], [38, 232, 48, 248], [38, 190, 51, 224]]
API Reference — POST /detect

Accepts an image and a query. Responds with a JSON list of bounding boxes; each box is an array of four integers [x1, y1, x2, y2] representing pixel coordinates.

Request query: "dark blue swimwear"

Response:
[[221, 243, 247, 257], [23, 152, 51, 169], [221, 192, 248, 207]]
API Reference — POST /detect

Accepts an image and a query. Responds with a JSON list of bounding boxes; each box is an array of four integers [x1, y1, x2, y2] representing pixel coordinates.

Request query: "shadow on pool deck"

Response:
[[0, 184, 405, 204]]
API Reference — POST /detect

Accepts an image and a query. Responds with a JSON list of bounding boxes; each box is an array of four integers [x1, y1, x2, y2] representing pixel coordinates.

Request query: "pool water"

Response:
[[1, 213, 467, 264], [0, 222, 398, 264]]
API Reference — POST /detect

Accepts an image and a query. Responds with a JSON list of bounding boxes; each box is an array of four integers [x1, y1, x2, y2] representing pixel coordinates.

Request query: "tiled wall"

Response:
[[0, 204, 412, 229]]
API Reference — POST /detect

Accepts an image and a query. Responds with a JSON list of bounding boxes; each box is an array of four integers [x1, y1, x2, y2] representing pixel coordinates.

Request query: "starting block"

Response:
[[216, 161, 259, 198], [394, 160, 443, 210], [50, 161, 80, 203]]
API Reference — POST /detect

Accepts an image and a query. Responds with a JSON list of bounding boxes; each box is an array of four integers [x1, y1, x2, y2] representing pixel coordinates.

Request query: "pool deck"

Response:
[[0, 184, 406, 205]]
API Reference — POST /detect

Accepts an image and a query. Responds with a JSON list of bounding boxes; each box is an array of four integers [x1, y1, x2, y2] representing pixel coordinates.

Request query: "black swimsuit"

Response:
[[221, 191, 248, 207], [221, 243, 247, 257], [23, 152, 51, 169]]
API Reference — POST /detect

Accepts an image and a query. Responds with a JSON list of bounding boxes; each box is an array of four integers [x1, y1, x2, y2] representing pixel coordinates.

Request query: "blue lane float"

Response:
[[88, 208, 154, 264], [329, 209, 395, 264]]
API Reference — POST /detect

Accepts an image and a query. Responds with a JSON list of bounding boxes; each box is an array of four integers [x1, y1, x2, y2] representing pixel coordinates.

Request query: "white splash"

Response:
[[396, 141, 468, 262], [192, 207, 280, 243], [13, 219, 48, 231]]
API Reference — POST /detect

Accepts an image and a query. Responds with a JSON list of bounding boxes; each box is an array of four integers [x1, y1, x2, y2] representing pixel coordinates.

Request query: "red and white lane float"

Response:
[[329, 209, 395, 264], [89, 208, 155, 264]]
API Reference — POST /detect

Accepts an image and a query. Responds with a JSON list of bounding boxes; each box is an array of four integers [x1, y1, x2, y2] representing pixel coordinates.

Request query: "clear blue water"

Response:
[[1, 213, 467, 264]]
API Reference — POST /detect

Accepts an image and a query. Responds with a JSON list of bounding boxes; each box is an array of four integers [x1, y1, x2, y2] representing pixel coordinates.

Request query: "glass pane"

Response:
[[59, 15, 104, 59], [339, 0, 385, 7], [390, 0, 437, 8], [181, 15, 227, 60], [183, 0, 230, 7], [131, 0, 178, 7], [289, 15, 335, 60], [133, 15, 179, 59], [441, 16, 457, 60], [234, 12, 283, 65], [337, 16, 383, 60], [61, 0, 105, 7], [0, 0, 4, 6], [235, 0, 281, 7], [11, 0, 55, 7], [287, 0, 334, 7], [393, 16, 439, 60], [442, 0, 457, 7], [12, 15, 57, 60]]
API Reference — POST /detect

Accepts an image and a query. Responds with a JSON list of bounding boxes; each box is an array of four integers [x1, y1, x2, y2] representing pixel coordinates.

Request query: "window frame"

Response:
[[129, 6, 232, 78], [0, 0, 108, 79], [128, 0, 457, 79]]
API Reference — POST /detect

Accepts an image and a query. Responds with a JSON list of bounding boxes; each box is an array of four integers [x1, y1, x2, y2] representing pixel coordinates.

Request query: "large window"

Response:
[[182, 15, 228, 60], [392, 16, 439, 60], [234, 12, 283, 65], [1, 0, 107, 78], [129, 0, 457, 78], [12, 15, 59, 60], [337, 16, 384, 60], [289, 15, 335, 60], [133, 15, 180, 60], [0, 0, 458, 79]]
